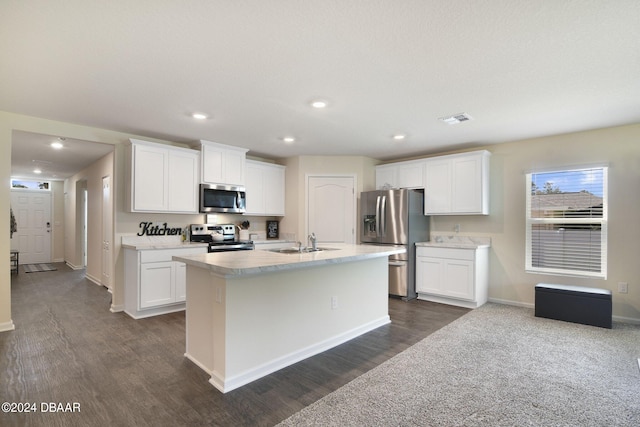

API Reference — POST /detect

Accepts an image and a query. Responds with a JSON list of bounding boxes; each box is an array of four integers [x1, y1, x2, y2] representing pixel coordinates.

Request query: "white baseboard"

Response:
[[489, 298, 640, 325], [110, 304, 124, 313], [65, 261, 83, 270], [0, 320, 16, 333], [204, 316, 391, 393], [85, 273, 102, 286]]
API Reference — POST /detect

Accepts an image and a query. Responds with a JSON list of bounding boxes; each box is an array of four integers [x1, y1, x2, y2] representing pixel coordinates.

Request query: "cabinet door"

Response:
[[140, 262, 175, 308], [264, 165, 285, 215], [452, 156, 482, 213], [375, 165, 397, 189], [416, 256, 444, 294], [224, 149, 246, 186], [168, 150, 199, 213], [244, 162, 265, 214], [133, 144, 168, 211], [442, 259, 475, 300], [175, 262, 187, 302], [424, 159, 451, 214], [202, 144, 225, 184], [397, 162, 425, 189]]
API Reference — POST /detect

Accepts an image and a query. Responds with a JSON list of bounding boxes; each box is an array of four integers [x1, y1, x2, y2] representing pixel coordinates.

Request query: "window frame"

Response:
[[525, 166, 608, 279]]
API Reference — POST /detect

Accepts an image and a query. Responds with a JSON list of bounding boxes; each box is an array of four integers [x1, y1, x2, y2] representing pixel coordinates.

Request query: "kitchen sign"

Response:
[[137, 222, 183, 236]]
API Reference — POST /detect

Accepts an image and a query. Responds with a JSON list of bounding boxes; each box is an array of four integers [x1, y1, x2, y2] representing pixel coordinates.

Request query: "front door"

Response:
[[307, 176, 356, 244], [10, 189, 52, 264]]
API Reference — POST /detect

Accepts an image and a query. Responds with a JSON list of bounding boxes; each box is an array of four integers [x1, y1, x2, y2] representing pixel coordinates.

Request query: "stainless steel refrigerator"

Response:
[[360, 188, 430, 300]]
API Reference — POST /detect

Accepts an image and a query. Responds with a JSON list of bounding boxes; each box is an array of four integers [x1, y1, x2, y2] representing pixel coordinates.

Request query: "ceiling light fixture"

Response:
[[33, 168, 42, 174], [310, 100, 328, 109], [192, 112, 208, 120], [282, 136, 295, 143], [393, 134, 406, 141], [51, 141, 64, 149], [439, 113, 473, 124]]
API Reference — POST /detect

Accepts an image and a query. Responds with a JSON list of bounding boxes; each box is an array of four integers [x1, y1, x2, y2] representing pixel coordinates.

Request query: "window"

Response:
[[525, 167, 607, 278]]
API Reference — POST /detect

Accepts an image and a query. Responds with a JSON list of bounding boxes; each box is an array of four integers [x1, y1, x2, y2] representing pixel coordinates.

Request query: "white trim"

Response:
[[65, 261, 83, 270], [85, 273, 102, 286], [0, 320, 16, 332], [489, 298, 640, 325], [110, 304, 124, 313]]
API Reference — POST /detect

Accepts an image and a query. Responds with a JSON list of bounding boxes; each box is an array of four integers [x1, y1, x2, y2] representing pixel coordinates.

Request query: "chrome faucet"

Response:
[[308, 232, 317, 251]]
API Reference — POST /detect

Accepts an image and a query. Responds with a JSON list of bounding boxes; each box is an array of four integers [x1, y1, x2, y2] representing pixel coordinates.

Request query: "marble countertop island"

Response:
[[173, 243, 405, 277], [175, 243, 402, 393]]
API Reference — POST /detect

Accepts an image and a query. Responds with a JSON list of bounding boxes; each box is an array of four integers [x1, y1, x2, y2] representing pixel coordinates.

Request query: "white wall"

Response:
[[281, 155, 378, 242], [428, 124, 640, 322]]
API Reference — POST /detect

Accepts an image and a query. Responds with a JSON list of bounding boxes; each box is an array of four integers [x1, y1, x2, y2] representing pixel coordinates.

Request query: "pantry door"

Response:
[[306, 175, 356, 244], [11, 189, 52, 264]]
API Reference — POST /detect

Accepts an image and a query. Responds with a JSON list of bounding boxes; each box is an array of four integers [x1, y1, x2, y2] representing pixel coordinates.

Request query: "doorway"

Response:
[[306, 175, 356, 244], [10, 189, 52, 264]]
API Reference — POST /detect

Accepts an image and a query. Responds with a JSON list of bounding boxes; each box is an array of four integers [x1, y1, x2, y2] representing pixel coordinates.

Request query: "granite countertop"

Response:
[[416, 235, 491, 249], [173, 243, 406, 277]]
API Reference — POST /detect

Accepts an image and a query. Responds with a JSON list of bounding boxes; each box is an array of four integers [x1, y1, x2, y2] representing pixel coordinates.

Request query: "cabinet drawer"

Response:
[[140, 247, 206, 263], [416, 246, 476, 261]]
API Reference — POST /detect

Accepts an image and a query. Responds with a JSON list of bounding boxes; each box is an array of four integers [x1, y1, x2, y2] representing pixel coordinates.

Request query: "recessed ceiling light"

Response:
[[310, 100, 328, 109], [51, 141, 64, 149], [282, 136, 295, 143], [33, 168, 42, 174], [393, 134, 406, 141], [192, 112, 208, 120], [439, 113, 473, 124]]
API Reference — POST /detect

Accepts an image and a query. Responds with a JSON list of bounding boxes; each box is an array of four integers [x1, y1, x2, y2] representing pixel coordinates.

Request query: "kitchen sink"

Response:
[[267, 247, 339, 254]]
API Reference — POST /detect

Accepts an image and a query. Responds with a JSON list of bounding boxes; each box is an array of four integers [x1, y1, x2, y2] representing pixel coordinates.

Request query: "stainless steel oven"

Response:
[[189, 224, 254, 252]]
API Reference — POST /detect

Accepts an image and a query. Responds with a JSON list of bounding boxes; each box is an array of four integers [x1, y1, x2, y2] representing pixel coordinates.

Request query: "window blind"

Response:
[[525, 167, 607, 278]]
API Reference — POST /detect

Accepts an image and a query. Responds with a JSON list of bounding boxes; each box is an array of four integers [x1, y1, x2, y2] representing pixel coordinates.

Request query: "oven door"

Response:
[[200, 184, 246, 213]]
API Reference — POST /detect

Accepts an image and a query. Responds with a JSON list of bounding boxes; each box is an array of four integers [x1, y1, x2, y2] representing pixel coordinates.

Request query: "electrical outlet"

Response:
[[331, 296, 338, 310], [618, 282, 628, 294]]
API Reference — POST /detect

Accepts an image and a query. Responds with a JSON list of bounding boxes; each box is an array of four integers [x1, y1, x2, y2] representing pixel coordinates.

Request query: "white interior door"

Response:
[[10, 189, 52, 264], [102, 176, 113, 290], [307, 176, 356, 244]]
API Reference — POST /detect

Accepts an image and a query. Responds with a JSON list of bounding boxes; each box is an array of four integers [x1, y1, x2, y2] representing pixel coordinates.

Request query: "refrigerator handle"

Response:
[[375, 196, 381, 237], [380, 195, 386, 236]]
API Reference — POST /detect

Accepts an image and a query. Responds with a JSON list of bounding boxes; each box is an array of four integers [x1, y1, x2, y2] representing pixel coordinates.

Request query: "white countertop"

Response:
[[121, 235, 209, 250], [173, 243, 406, 277]]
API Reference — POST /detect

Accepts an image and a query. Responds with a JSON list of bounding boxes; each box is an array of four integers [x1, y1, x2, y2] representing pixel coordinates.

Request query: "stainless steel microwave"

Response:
[[199, 183, 246, 213]]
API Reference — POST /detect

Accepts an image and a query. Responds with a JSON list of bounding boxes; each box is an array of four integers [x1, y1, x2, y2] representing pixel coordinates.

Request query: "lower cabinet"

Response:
[[125, 246, 207, 318], [416, 245, 489, 308]]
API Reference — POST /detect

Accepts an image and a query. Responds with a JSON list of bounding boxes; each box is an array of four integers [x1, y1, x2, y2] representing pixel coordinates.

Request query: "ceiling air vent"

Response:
[[439, 113, 473, 124]]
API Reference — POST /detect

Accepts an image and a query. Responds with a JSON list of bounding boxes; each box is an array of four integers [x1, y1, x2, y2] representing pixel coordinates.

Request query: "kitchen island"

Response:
[[173, 244, 404, 393]]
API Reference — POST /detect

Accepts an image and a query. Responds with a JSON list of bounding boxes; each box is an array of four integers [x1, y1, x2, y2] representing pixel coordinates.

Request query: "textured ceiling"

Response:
[[3, 0, 640, 180]]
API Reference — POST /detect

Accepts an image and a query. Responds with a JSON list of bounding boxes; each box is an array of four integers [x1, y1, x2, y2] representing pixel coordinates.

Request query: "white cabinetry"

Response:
[[424, 150, 490, 215], [199, 140, 248, 186], [124, 245, 208, 319], [375, 160, 425, 190], [127, 139, 199, 213], [415, 245, 489, 309], [244, 160, 286, 216]]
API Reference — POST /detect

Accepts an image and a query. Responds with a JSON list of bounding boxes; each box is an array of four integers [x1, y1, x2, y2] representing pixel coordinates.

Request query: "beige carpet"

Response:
[[279, 303, 640, 426]]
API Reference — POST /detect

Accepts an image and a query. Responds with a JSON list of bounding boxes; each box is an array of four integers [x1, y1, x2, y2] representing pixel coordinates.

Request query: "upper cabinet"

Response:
[[424, 150, 490, 215], [199, 140, 249, 186], [375, 159, 425, 190], [127, 139, 199, 214], [244, 160, 286, 216]]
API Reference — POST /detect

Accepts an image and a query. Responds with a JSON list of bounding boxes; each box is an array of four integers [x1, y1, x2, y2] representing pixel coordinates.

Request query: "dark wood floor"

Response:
[[1, 263, 469, 427]]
